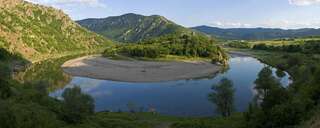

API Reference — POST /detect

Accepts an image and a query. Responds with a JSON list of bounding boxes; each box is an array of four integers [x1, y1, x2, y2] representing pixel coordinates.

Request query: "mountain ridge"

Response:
[[77, 13, 197, 42], [0, 0, 113, 61], [192, 25, 320, 40]]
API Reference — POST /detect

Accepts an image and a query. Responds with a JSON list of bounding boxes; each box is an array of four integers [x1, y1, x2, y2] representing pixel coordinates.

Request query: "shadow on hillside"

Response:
[[0, 48, 30, 78]]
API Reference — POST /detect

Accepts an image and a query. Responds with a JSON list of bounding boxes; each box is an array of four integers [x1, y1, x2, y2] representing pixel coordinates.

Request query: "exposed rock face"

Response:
[[0, 0, 23, 8], [0, 0, 112, 61]]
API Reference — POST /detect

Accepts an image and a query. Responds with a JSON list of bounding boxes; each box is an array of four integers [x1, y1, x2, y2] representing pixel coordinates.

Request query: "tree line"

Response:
[[226, 39, 320, 54], [208, 51, 320, 128], [244, 53, 320, 128], [103, 33, 229, 65], [252, 40, 320, 54]]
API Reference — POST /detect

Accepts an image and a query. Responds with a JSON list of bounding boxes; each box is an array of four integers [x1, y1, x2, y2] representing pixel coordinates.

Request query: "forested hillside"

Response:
[[0, 0, 112, 61], [103, 33, 229, 65], [77, 13, 197, 42], [192, 25, 320, 40]]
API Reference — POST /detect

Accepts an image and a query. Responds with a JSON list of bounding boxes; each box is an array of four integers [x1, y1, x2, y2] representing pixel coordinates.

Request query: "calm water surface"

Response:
[[50, 56, 291, 117]]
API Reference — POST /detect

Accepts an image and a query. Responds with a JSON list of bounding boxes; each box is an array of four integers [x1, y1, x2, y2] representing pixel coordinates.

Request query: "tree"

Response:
[[0, 100, 61, 128], [254, 67, 290, 110], [208, 78, 235, 117], [0, 62, 14, 99], [62, 86, 95, 123], [254, 67, 278, 100], [245, 67, 291, 128], [275, 69, 286, 78]]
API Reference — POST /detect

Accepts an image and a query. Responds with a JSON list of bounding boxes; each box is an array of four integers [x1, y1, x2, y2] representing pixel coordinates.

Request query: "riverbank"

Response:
[[62, 55, 222, 82]]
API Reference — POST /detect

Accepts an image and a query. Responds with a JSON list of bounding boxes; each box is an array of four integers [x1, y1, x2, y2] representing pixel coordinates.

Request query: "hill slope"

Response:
[[77, 13, 196, 42], [192, 25, 320, 40], [0, 0, 113, 61]]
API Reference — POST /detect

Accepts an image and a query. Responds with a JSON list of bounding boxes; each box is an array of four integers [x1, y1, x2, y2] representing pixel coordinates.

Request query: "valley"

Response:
[[1, 0, 320, 128]]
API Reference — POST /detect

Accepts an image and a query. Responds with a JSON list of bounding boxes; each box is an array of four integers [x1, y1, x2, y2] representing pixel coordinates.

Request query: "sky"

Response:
[[25, 0, 320, 29]]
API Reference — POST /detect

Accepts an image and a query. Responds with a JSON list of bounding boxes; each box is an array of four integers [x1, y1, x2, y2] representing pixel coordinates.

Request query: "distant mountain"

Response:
[[192, 25, 320, 40], [0, 0, 112, 61], [77, 13, 196, 42]]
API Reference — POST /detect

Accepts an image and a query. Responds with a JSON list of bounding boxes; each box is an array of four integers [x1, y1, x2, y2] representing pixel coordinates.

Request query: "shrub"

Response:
[[62, 87, 95, 123]]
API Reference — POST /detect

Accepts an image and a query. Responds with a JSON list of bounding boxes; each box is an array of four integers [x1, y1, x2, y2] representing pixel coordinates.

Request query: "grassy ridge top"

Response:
[[0, 0, 113, 61]]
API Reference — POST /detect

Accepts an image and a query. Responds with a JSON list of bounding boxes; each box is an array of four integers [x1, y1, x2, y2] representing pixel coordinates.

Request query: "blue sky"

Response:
[[26, 0, 320, 29]]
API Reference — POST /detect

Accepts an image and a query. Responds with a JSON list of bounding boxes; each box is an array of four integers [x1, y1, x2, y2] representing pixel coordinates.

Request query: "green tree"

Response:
[[208, 78, 235, 117], [0, 100, 15, 128], [0, 80, 12, 99], [0, 100, 61, 128], [254, 67, 289, 110], [275, 69, 286, 78], [246, 67, 290, 128], [62, 86, 95, 123], [254, 67, 279, 100], [0, 66, 12, 99]]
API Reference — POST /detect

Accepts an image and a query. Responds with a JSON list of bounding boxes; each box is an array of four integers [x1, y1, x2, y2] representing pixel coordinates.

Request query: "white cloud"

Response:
[[210, 20, 320, 29], [210, 21, 253, 28], [261, 19, 320, 29], [289, 0, 320, 6]]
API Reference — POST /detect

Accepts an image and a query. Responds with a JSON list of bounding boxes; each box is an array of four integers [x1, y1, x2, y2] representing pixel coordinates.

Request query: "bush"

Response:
[[0, 101, 62, 128], [102, 33, 229, 64], [62, 87, 95, 123]]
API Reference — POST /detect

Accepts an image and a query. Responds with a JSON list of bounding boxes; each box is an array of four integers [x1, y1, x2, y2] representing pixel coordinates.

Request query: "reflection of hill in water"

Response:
[[14, 56, 76, 92]]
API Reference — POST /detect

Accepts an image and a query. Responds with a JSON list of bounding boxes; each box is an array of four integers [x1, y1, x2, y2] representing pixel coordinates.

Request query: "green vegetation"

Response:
[[251, 39, 320, 54], [77, 13, 200, 42], [192, 25, 320, 40], [0, 47, 241, 128], [0, 0, 113, 61], [103, 33, 229, 65], [62, 87, 95, 124], [2, 1, 320, 128], [65, 112, 244, 128], [229, 46, 320, 128], [224, 40, 252, 49], [14, 52, 97, 91], [245, 67, 290, 128], [225, 38, 320, 54], [209, 78, 235, 117]]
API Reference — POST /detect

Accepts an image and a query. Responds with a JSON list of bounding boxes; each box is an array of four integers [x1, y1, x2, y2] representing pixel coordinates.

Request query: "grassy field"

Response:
[[65, 112, 244, 128]]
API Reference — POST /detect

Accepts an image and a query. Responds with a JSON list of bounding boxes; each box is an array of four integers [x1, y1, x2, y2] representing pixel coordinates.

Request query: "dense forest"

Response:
[[226, 39, 320, 54], [192, 25, 320, 40], [252, 40, 320, 54], [103, 33, 229, 65], [77, 13, 195, 42], [225, 40, 320, 128]]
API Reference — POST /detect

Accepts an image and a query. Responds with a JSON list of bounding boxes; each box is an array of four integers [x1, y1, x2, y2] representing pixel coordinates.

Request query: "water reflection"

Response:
[[49, 56, 291, 117], [14, 55, 91, 91]]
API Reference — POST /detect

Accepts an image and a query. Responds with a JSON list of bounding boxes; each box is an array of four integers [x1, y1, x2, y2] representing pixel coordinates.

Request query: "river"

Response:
[[47, 55, 291, 117]]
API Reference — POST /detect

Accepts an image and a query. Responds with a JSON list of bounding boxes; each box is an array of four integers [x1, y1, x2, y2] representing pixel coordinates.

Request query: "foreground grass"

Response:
[[65, 112, 244, 128]]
